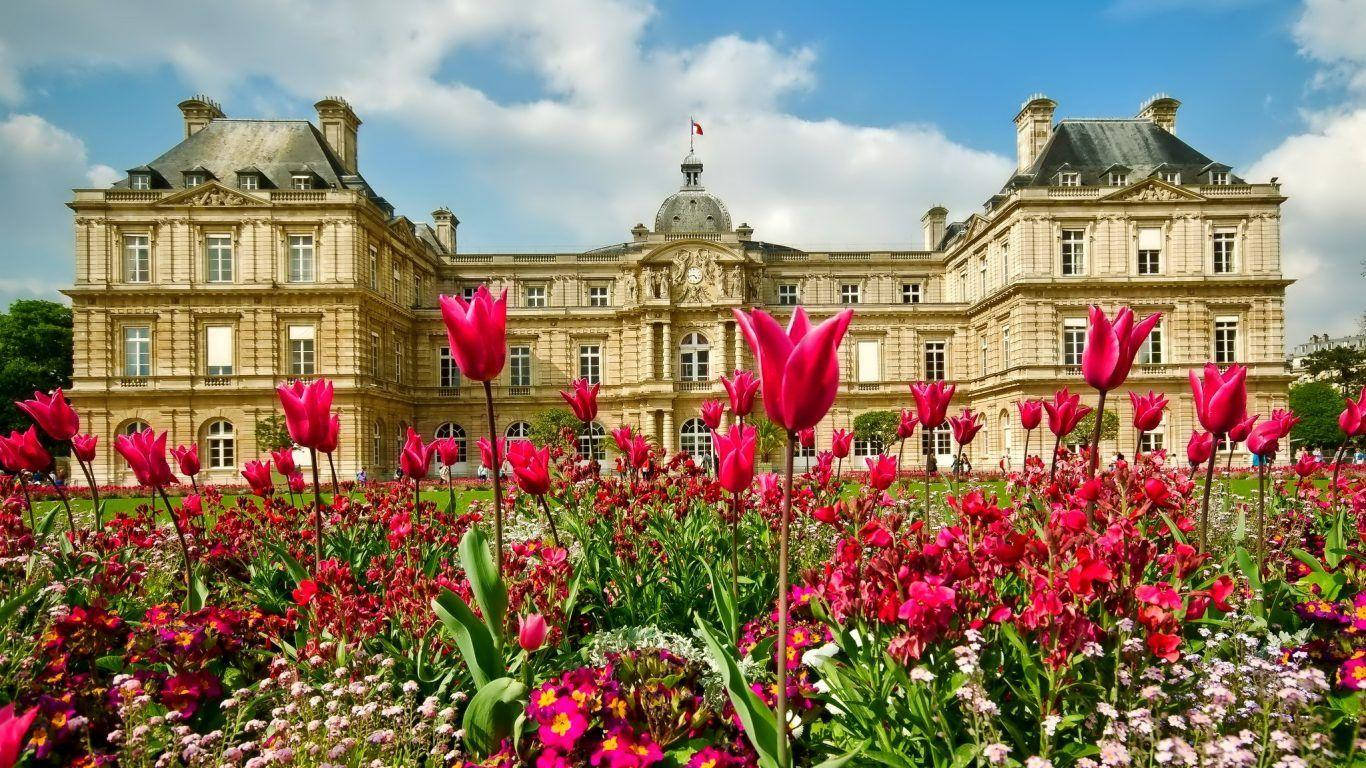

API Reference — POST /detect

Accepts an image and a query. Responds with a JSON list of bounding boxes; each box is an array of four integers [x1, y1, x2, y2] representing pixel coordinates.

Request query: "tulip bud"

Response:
[[700, 400, 725, 431], [517, 613, 548, 652], [830, 428, 853, 459], [720, 370, 760, 418]]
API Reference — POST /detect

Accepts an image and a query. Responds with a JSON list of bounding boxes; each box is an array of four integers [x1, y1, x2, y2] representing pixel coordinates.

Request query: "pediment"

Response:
[[633, 242, 747, 304], [1100, 178, 1205, 203], [155, 181, 269, 208]]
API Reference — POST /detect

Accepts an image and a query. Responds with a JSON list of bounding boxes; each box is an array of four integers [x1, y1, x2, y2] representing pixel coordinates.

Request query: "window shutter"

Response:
[[1137, 227, 1162, 251], [856, 340, 880, 383], [206, 326, 233, 368]]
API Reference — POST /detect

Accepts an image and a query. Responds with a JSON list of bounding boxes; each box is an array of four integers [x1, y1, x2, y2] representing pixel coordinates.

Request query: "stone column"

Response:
[[662, 323, 673, 379], [662, 409, 675, 453], [644, 322, 656, 381]]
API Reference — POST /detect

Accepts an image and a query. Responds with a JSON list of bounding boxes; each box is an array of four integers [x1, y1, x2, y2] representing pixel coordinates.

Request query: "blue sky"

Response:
[[2, 0, 1363, 343]]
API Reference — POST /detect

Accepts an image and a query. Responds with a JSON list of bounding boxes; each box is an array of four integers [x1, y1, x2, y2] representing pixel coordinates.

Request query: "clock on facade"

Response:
[[686, 266, 703, 284]]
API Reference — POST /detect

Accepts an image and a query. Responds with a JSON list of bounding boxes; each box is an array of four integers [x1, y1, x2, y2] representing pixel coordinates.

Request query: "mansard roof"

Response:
[[1018, 119, 1243, 187]]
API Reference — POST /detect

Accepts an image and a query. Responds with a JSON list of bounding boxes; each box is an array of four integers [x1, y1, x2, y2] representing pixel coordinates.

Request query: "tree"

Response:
[[1301, 345, 1366, 394], [747, 414, 786, 462], [255, 413, 293, 453], [1288, 381, 1347, 449], [1067, 409, 1119, 446], [853, 410, 898, 453], [0, 300, 73, 435], [530, 407, 580, 447]]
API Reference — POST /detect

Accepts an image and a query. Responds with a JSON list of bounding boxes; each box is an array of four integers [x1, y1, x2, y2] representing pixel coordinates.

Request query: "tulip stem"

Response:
[[155, 485, 195, 594], [775, 432, 795, 768], [327, 452, 340, 498], [536, 495, 561, 547], [16, 473, 34, 531], [189, 475, 200, 497], [1199, 445, 1218, 550], [1256, 460, 1266, 577], [730, 490, 740, 608], [1049, 434, 1062, 481], [1022, 428, 1031, 473], [1088, 390, 1107, 478], [309, 448, 324, 570], [484, 380, 504, 574], [76, 456, 102, 531], [413, 478, 421, 515], [51, 474, 77, 539], [1330, 444, 1347, 513], [446, 473, 456, 512], [1134, 429, 1144, 466]]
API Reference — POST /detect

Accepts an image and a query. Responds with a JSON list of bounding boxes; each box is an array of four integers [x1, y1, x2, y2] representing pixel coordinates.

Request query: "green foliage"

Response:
[[530, 407, 581, 447], [696, 616, 786, 768], [1301, 345, 1366, 394], [853, 410, 898, 451], [254, 413, 293, 452], [0, 300, 72, 435], [747, 414, 786, 462], [1067, 408, 1119, 446], [1289, 380, 1347, 449]]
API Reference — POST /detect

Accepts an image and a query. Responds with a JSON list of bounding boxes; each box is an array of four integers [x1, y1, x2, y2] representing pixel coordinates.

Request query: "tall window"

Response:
[[124, 234, 150, 283], [369, 333, 380, 376], [124, 326, 151, 377], [840, 283, 861, 304], [391, 266, 401, 299], [1139, 426, 1165, 453], [1138, 325, 1163, 365], [679, 418, 712, 460], [1002, 326, 1011, 368], [372, 421, 384, 468], [1137, 227, 1162, 275], [1062, 318, 1087, 366], [1212, 229, 1236, 274], [288, 235, 315, 283], [206, 234, 233, 282], [856, 340, 880, 383], [921, 425, 952, 456], [205, 325, 233, 376], [679, 333, 710, 382], [924, 341, 946, 381], [506, 421, 532, 443], [980, 339, 989, 374], [439, 346, 461, 390], [979, 258, 988, 295], [509, 346, 532, 387], [369, 246, 379, 290], [579, 345, 602, 384], [435, 423, 468, 463], [1214, 317, 1239, 364], [288, 325, 315, 376], [777, 284, 798, 305], [394, 341, 404, 384], [1058, 172, 1081, 187], [588, 285, 610, 307], [901, 283, 921, 304], [578, 422, 606, 461], [205, 420, 235, 469], [1060, 230, 1085, 276], [525, 285, 547, 308]]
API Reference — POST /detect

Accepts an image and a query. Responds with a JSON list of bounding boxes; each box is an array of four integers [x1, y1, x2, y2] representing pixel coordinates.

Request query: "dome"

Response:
[[654, 152, 732, 234]]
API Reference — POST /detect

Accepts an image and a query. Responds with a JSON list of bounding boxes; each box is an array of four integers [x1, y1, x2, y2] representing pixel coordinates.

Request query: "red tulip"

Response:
[[1128, 391, 1167, 432], [733, 306, 854, 432], [1186, 430, 1215, 466], [71, 433, 98, 463], [797, 426, 815, 449], [0, 427, 50, 474], [1226, 415, 1257, 445], [439, 286, 508, 382], [720, 370, 760, 417], [181, 493, 204, 518], [865, 454, 898, 491], [507, 440, 552, 496], [1081, 306, 1161, 392], [276, 378, 335, 451], [241, 459, 274, 497], [399, 427, 434, 480], [1341, 389, 1366, 437], [15, 388, 79, 442], [114, 429, 172, 487], [316, 415, 341, 455], [434, 437, 461, 467], [811, 504, 842, 526], [1017, 399, 1043, 430], [948, 408, 983, 446], [910, 381, 955, 430], [478, 436, 506, 470], [1043, 388, 1092, 438], [896, 408, 919, 440], [1210, 575, 1235, 612], [518, 613, 548, 652], [830, 428, 853, 459], [713, 423, 757, 494], [271, 447, 296, 476], [0, 702, 38, 768], [1189, 363, 1247, 436], [1143, 477, 1171, 507], [610, 425, 634, 455], [171, 444, 200, 477], [1245, 419, 1282, 458], [560, 378, 600, 422], [701, 399, 725, 430]]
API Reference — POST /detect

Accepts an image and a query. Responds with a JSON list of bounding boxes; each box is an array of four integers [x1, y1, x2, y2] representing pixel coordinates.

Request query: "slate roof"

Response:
[[1016, 119, 1242, 188]]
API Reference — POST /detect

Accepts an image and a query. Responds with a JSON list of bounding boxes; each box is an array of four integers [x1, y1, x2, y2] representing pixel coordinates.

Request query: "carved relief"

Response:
[[667, 248, 722, 304], [182, 187, 256, 207]]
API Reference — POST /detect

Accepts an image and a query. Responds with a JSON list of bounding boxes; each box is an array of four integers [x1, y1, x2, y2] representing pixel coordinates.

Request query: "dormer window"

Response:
[[1108, 172, 1128, 186], [1161, 171, 1181, 184], [130, 174, 151, 190], [291, 175, 313, 190], [238, 174, 259, 191], [184, 173, 205, 187], [1209, 171, 1229, 186], [1058, 172, 1080, 187]]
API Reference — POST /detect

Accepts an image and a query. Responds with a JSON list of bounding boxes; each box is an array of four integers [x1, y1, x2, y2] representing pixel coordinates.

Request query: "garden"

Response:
[[0, 291, 1364, 768]]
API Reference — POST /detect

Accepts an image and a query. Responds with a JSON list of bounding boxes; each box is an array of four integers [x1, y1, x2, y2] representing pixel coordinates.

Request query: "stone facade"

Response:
[[65, 94, 1292, 484]]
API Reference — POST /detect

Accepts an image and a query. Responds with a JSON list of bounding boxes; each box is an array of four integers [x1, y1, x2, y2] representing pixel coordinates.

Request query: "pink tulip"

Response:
[[1081, 306, 1161, 392], [1341, 389, 1366, 437], [0, 703, 38, 768], [438, 286, 508, 382], [478, 436, 506, 470], [1227, 414, 1259, 444], [948, 408, 983, 446], [0, 427, 50, 474], [434, 437, 461, 467], [1128, 391, 1168, 432], [287, 471, 306, 494], [1294, 453, 1319, 477], [896, 408, 919, 440], [316, 415, 341, 455], [507, 440, 552, 496], [1189, 363, 1248, 436], [399, 427, 434, 480], [610, 425, 634, 455], [181, 493, 204, 518], [1017, 399, 1043, 431], [15, 388, 80, 442], [71, 433, 98, 463], [518, 613, 548, 652], [627, 435, 652, 468], [560, 378, 600, 423], [830, 428, 853, 459], [1043, 388, 1092, 439], [271, 447, 297, 476], [701, 399, 725, 430], [713, 423, 757, 494], [1245, 419, 1282, 458], [756, 472, 780, 496], [865, 454, 898, 491], [171, 443, 200, 477], [1187, 430, 1215, 466], [733, 306, 854, 432], [241, 459, 274, 497], [1270, 408, 1299, 438], [910, 381, 955, 430], [114, 429, 172, 487], [797, 427, 815, 449], [721, 370, 760, 417], [276, 378, 335, 451]]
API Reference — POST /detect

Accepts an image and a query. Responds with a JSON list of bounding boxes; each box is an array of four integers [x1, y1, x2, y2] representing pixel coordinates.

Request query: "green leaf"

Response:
[[185, 570, 209, 611], [1326, 512, 1346, 568], [0, 582, 41, 625], [812, 746, 865, 768], [266, 541, 309, 585], [1158, 512, 1187, 545], [1235, 547, 1262, 593], [704, 561, 739, 644], [459, 527, 508, 646], [462, 676, 527, 757], [432, 589, 504, 687], [695, 615, 786, 768]]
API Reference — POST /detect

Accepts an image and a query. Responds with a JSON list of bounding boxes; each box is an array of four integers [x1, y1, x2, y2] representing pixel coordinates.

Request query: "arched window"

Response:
[[679, 333, 710, 382], [505, 421, 532, 443], [204, 420, 235, 469], [435, 422, 468, 463], [679, 418, 712, 461], [578, 421, 606, 461], [122, 420, 150, 436]]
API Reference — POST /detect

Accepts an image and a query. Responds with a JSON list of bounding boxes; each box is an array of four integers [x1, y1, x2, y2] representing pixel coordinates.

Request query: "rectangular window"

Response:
[[1139, 430, 1165, 453], [206, 234, 233, 283], [370, 333, 380, 376], [130, 174, 151, 190], [439, 346, 461, 389], [1060, 229, 1085, 276], [921, 425, 952, 456], [588, 285, 610, 307], [239, 174, 259, 191], [777, 283, 798, 305], [579, 345, 602, 384], [185, 173, 205, 187], [1002, 326, 1011, 368], [291, 175, 312, 190], [1210, 171, 1229, 186], [979, 258, 988, 294], [288, 235, 315, 283], [288, 325, 316, 376], [924, 341, 946, 381], [525, 284, 547, 308], [1212, 229, 1236, 274], [856, 340, 880, 383], [980, 339, 989, 374], [462, 285, 478, 301], [1161, 171, 1181, 184], [1108, 172, 1128, 186], [1214, 317, 1239, 364], [1138, 325, 1163, 365], [840, 283, 861, 304], [1137, 227, 1162, 275], [205, 325, 233, 376], [391, 265, 401, 299], [1059, 172, 1080, 187], [901, 283, 921, 304], [414, 274, 423, 307], [1062, 318, 1087, 366], [124, 234, 150, 283], [369, 246, 379, 290], [123, 326, 151, 377], [394, 342, 404, 384], [509, 346, 532, 387]]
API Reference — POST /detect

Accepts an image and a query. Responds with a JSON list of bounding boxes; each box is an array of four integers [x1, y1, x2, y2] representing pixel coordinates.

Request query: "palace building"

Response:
[[65, 94, 1292, 484]]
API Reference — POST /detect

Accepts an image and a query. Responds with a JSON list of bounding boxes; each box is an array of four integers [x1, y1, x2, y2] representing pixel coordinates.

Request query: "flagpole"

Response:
[[689, 115, 694, 152]]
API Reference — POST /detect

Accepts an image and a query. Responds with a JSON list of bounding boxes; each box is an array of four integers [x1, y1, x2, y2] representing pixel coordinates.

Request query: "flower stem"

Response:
[[1199, 444, 1218, 550], [776, 432, 795, 768], [1049, 434, 1062, 481], [1088, 389, 1107, 478], [76, 456, 102, 530], [309, 447, 324, 570], [327, 452, 340, 498], [51, 473, 77, 537], [1330, 444, 1347, 513], [537, 495, 561, 547], [484, 380, 504, 574], [1256, 460, 1266, 579], [730, 490, 740, 608], [155, 485, 195, 593]]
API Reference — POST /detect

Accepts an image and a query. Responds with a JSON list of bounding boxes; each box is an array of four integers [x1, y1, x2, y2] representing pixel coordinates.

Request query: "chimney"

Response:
[[1137, 94, 1180, 134], [177, 95, 224, 138], [1014, 93, 1057, 173], [314, 97, 362, 173], [921, 205, 948, 251], [432, 208, 458, 253]]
